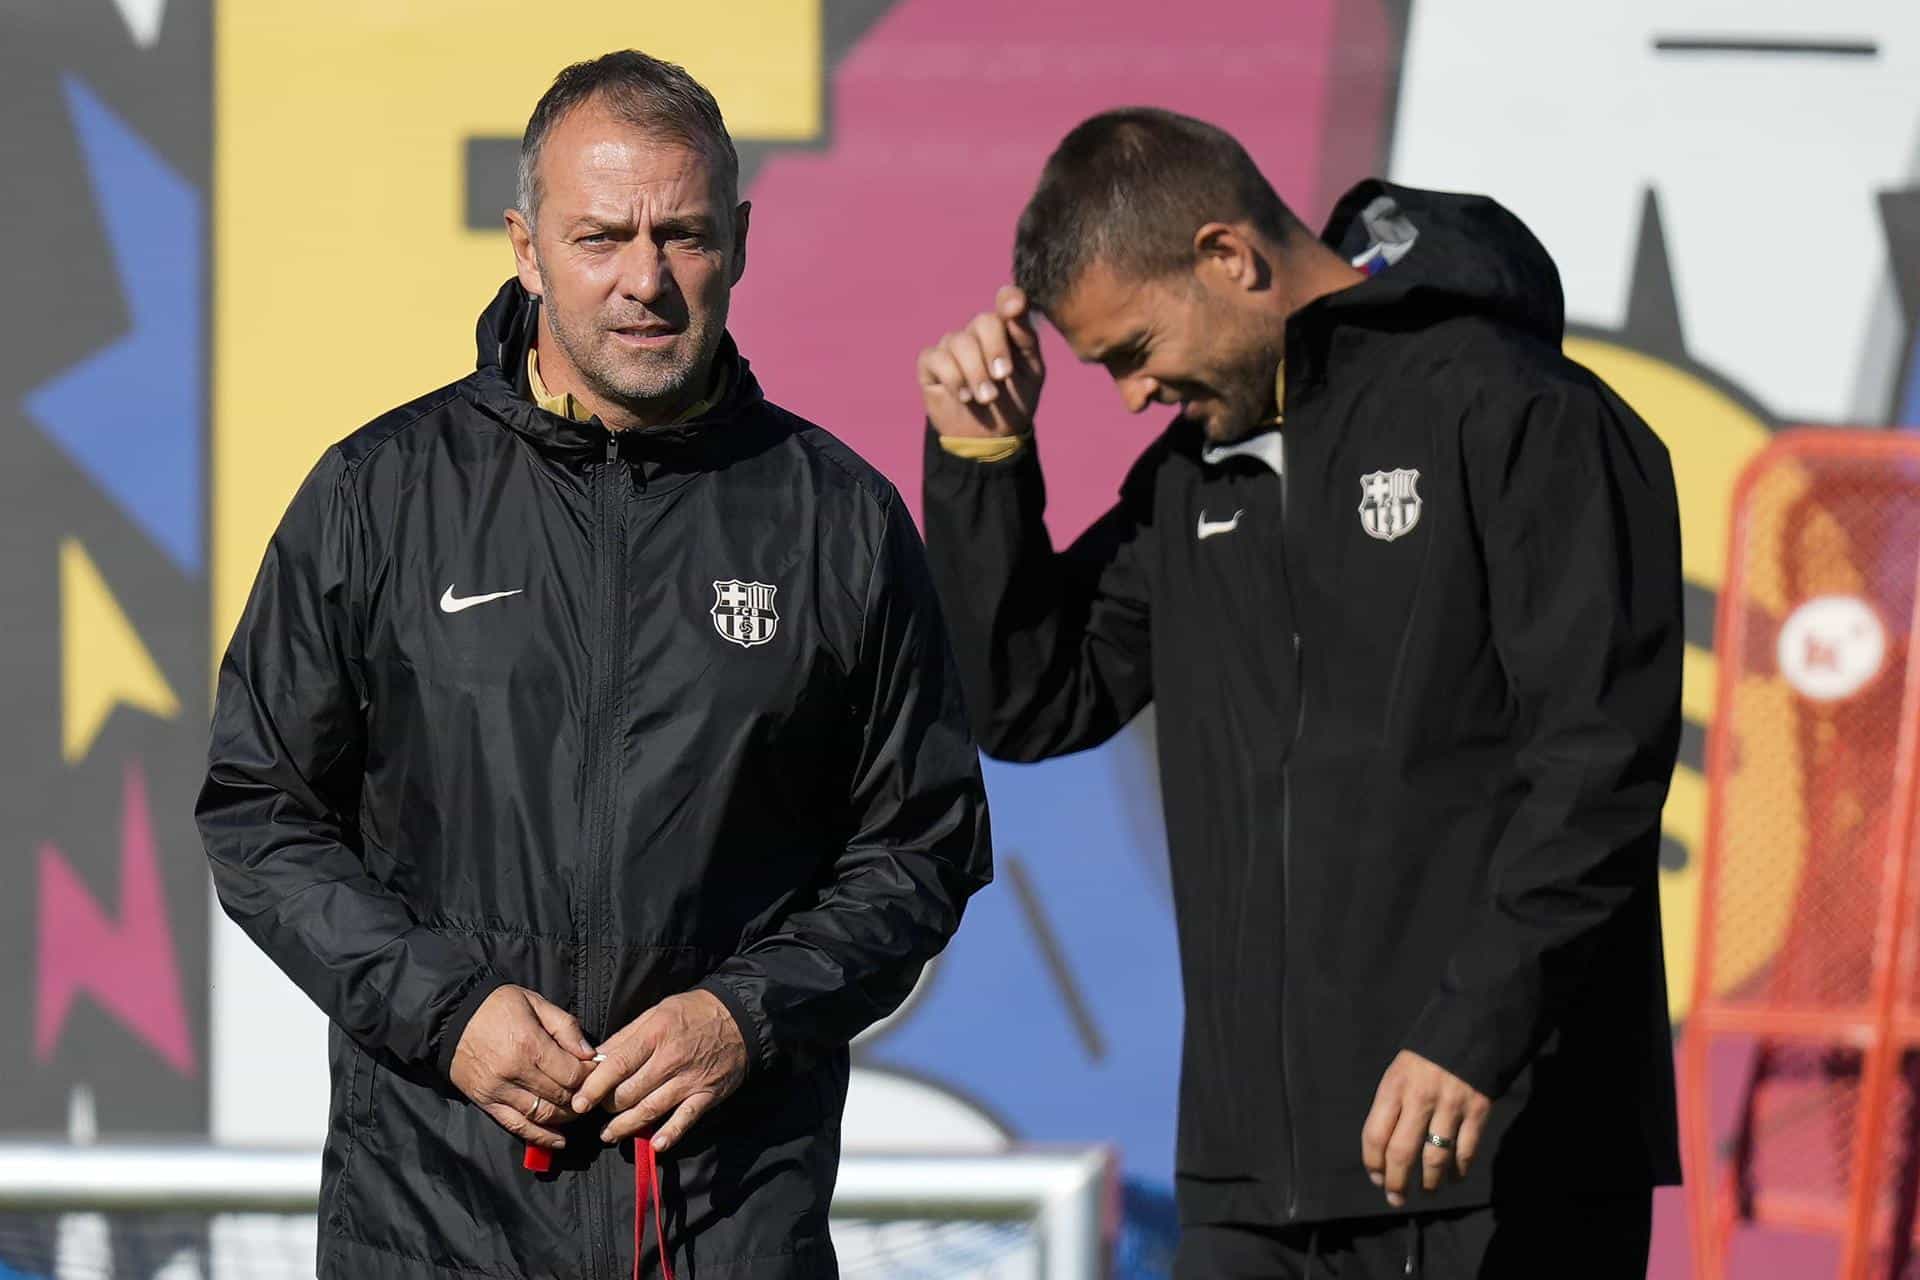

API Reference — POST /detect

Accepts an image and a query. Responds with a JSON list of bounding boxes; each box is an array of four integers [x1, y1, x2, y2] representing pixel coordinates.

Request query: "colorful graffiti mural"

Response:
[[6, 1, 1920, 1275], [2, 0, 209, 1143]]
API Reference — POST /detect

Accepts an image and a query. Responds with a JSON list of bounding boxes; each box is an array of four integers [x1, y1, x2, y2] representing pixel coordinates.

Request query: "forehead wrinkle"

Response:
[[1061, 274, 1155, 362], [542, 126, 721, 227]]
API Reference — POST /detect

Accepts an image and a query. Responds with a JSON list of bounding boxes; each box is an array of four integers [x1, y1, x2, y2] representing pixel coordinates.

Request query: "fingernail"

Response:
[[599, 1128, 612, 1143], [573, 1097, 589, 1113], [1386, 1192, 1404, 1208], [553, 1138, 566, 1149], [957, 388, 973, 404], [977, 383, 997, 402], [650, 1134, 666, 1152], [991, 359, 1011, 379], [1369, 1173, 1384, 1187]]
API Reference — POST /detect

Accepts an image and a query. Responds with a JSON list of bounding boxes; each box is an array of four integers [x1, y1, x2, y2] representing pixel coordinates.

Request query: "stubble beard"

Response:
[[1203, 332, 1285, 444], [537, 262, 726, 417]]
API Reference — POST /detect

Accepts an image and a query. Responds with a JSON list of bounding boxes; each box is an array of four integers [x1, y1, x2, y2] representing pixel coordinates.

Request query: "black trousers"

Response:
[[1172, 1193, 1654, 1279]]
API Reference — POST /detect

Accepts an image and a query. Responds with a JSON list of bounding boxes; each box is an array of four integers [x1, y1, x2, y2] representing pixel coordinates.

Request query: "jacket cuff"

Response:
[[1401, 984, 1539, 1100], [432, 971, 512, 1081], [695, 975, 773, 1076], [937, 432, 1029, 462]]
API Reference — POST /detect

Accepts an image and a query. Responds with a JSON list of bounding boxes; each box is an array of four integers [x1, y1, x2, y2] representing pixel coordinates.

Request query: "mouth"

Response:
[[1173, 392, 1210, 421], [608, 325, 680, 351]]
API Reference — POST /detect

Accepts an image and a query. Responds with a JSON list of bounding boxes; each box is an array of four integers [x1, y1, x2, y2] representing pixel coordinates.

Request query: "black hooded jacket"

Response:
[[922, 181, 1683, 1225], [199, 280, 992, 1279]]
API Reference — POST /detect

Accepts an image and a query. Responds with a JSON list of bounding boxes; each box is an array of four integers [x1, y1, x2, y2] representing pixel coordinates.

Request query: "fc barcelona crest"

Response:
[[1358, 468, 1422, 542], [712, 580, 779, 648]]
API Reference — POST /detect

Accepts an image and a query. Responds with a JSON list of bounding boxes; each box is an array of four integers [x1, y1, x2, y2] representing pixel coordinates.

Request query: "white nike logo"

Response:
[[1196, 510, 1245, 540], [439, 585, 523, 613]]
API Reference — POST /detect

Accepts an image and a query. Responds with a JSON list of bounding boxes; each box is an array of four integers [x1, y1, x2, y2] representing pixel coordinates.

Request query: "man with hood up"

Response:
[[916, 108, 1682, 1277]]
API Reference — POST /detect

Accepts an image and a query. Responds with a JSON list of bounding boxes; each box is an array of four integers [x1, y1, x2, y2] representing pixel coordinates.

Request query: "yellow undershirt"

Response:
[[528, 347, 728, 425], [937, 362, 1287, 462]]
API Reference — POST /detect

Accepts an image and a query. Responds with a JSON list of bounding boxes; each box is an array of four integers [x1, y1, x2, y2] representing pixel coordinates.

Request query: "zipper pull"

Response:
[[605, 432, 619, 465]]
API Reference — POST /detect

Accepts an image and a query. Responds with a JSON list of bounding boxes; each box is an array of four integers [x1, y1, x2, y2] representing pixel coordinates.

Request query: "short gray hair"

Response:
[[1013, 108, 1302, 314], [517, 50, 739, 228]]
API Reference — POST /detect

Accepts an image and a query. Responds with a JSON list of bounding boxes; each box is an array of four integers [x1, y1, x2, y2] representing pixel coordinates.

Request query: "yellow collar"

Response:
[[527, 346, 729, 425]]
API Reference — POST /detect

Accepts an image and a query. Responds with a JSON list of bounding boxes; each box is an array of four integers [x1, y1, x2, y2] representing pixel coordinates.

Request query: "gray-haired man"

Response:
[[201, 50, 990, 1279]]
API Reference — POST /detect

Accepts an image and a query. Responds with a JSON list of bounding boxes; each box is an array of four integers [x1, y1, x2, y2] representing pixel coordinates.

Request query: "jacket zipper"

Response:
[[580, 429, 625, 1279], [1278, 431, 1305, 1220]]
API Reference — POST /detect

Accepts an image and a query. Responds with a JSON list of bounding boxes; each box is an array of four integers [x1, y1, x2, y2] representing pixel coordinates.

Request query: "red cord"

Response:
[[634, 1135, 673, 1280], [525, 1137, 670, 1277]]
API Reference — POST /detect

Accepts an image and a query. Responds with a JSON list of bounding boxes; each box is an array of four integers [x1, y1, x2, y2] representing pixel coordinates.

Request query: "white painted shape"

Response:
[[112, 0, 166, 47], [65, 1085, 96, 1146], [210, 884, 330, 1143], [1390, 0, 1920, 423], [842, 1067, 1010, 1153]]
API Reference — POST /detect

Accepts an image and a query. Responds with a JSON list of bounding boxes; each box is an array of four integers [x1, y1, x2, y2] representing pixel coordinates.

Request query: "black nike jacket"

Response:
[[922, 181, 1682, 1226], [199, 280, 992, 1279]]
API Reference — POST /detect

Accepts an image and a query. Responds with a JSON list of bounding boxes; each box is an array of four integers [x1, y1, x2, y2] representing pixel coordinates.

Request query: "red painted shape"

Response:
[[35, 761, 196, 1076]]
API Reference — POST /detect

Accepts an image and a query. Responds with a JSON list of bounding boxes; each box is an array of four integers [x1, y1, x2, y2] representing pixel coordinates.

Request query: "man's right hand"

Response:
[[917, 285, 1046, 439], [449, 985, 597, 1149]]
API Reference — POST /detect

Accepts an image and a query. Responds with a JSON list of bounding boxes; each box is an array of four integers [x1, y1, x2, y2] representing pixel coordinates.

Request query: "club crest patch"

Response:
[[712, 580, 779, 648], [1358, 469, 1422, 542]]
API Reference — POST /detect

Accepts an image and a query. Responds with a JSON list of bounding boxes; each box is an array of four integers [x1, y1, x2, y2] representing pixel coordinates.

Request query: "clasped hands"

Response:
[[449, 985, 748, 1153]]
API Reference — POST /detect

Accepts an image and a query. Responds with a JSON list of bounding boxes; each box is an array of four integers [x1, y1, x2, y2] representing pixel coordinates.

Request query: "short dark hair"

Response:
[[518, 50, 739, 226], [1012, 108, 1303, 314]]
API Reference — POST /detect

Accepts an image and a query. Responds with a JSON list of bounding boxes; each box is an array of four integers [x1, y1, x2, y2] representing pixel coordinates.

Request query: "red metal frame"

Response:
[[1684, 429, 1920, 1279]]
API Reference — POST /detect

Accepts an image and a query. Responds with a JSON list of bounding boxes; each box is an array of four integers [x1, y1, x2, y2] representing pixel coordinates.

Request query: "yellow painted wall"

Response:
[[212, 1, 822, 656], [1565, 337, 1779, 1020]]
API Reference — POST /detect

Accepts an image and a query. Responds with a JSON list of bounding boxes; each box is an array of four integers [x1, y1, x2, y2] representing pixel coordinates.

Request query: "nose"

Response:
[[1117, 374, 1160, 415], [613, 236, 672, 306]]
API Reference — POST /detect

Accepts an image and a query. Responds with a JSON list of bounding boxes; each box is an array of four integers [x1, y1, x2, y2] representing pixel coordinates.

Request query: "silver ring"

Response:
[[1425, 1132, 1456, 1151]]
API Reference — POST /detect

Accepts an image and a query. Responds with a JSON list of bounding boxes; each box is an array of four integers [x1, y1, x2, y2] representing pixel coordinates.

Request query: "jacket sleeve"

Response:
[[1401, 379, 1683, 1097], [695, 494, 993, 1071], [197, 450, 506, 1077], [919, 424, 1155, 761]]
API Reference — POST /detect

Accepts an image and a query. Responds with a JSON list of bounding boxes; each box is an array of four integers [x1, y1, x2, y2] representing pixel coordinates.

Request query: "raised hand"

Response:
[[917, 285, 1047, 439]]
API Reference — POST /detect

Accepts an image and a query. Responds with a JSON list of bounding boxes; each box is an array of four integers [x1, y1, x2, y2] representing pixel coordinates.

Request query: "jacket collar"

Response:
[[465, 277, 772, 466]]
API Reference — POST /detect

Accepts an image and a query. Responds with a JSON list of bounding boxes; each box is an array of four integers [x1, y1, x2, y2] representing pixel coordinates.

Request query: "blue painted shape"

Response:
[[1115, 1177, 1180, 1279], [1902, 330, 1920, 427], [865, 719, 1186, 1188], [24, 75, 204, 575]]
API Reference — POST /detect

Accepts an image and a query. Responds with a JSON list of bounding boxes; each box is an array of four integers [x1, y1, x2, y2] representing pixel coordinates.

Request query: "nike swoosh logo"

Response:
[[439, 585, 523, 613], [1196, 510, 1245, 539]]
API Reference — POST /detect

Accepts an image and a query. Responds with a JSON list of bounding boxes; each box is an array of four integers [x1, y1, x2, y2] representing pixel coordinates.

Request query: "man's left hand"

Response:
[[572, 989, 749, 1151], [1361, 1050, 1492, 1207]]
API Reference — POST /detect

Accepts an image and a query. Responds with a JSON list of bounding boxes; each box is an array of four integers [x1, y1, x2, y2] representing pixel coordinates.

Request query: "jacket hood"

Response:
[[467, 277, 767, 460], [1313, 180, 1565, 344]]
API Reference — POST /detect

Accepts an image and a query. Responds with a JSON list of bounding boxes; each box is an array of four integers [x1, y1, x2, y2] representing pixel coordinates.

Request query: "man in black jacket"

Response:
[[199, 51, 990, 1280], [918, 109, 1681, 1277]]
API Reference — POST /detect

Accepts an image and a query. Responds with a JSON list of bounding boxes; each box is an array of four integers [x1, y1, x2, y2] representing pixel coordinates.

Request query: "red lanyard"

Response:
[[523, 1138, 673, 1280], [633, 1136, 673, 1280]]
